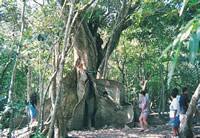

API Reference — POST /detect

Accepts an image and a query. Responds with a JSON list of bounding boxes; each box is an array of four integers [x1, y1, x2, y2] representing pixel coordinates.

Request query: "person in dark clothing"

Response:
[[179, 87, 189, 127], [30, 92, 37, 108], [27, 92, 38, 125]]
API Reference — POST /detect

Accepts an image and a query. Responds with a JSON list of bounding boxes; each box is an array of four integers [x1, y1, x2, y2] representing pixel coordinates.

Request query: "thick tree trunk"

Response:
[[46, 1, 140, 135], [71, 19, 98, 130], [180, 84, 200, 138], [68, 17, 133, 130]]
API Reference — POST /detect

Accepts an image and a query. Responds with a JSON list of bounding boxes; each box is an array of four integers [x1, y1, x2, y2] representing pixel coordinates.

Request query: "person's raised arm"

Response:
[[140, 80, 148, 91]]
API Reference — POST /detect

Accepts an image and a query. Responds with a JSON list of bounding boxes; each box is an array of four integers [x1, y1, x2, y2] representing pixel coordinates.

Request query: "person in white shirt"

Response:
[[169, 88, 180, 137], [139, 90, 149, 132]]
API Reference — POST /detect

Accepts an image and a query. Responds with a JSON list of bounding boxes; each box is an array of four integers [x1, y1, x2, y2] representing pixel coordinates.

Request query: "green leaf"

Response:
[[179, 0, 189, 16], [189, 33, 199, 64], [161, 19, 195, 58], [180, 25, 193, 41], [167, 44, 181, 87]]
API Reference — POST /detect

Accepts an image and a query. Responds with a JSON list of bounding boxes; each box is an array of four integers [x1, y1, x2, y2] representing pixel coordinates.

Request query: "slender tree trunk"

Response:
[[7, 0, 26, 137], [50, 42, 60, 110], [47, 2, 75, 137], [50, 44, 59, 137], [52, 40, 62, 137], [38, 44, 56, 130], [38, 48, 44, 130], [158, 64, 166, 114], [161, 83, 166, 113], [180, 84, 200, 138], [116, 51, 126, 85], [7, 58, 17, 138], [26, 65, 31, 129], [27, 66, 32, 102], [40, 70, 57, 131]]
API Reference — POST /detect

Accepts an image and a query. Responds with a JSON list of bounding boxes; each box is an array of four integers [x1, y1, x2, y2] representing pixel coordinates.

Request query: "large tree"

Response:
[[45, 0, 141, 137]]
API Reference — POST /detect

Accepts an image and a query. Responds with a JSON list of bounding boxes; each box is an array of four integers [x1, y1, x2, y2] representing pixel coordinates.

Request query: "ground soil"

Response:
[[1, 115, 200, 138]]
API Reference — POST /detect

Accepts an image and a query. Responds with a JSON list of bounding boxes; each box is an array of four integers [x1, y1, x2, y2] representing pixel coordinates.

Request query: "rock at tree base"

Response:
[[70, 79, 133, 129]]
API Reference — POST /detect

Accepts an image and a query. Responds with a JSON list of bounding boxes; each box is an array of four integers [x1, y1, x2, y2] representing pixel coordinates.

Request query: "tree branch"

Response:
[[180, 83, 200, 137], [33, 0, 44, 7], [79, 0, 96, 13], [98, 0, 128, 78]]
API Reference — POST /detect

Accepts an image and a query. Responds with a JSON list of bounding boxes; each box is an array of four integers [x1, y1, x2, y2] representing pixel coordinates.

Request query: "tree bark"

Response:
[[38, 48, 45, 131], [47, 1, 75, 137], [27, 66, 32, 103], [71, 17, 99, 130], [50, 43, 59, 109], [50, 43, 59, 136], [45, 0, 139, 135], [69, 0, 140, 131], [97, 0, 140, 78], [40, 70, 57, 131], [180, 84, 200, 138]]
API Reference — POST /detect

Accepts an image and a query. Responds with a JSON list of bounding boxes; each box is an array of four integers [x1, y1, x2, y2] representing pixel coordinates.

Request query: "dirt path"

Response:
[[68, 124, 200, 138], [1, 123, 199, 138], [0, 127, 31, 138], [68, 125, 172, 138]]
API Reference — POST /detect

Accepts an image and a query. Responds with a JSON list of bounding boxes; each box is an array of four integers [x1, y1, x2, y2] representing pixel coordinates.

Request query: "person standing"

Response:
[[139, 90, 149, 132], [179, 87, 189, 127], [169, 88, 180, 137], [27, 92, 37, 125]]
